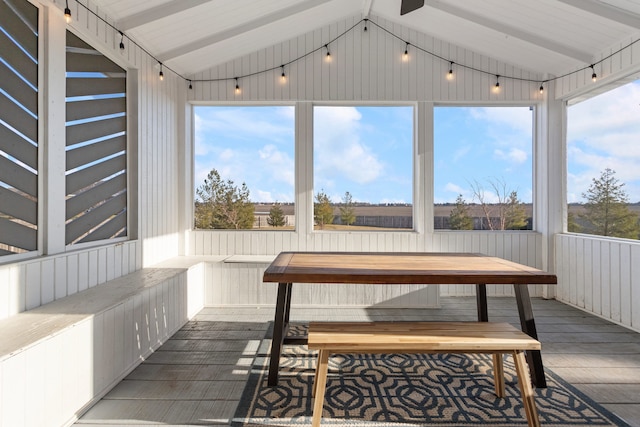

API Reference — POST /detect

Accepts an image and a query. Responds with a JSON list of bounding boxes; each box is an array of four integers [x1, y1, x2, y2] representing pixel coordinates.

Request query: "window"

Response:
[[567, 81, 640, 240], [313, 105, 414, 230], [65, 31, 127, 245], [0, 0, 38, 257], [434, 106, 533, 230], [193, 106, 295, 230]]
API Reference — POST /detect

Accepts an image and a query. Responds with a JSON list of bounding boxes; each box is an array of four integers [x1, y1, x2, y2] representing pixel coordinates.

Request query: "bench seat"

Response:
[[308, 321, 541, 427]]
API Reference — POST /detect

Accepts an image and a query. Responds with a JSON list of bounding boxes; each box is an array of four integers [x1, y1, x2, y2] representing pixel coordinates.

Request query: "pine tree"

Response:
[[195, 168, 255, 229], [314, 190, 334, 229], [505, 191, 528, 230], [340, 191, 356, 226], [580, 168, 640, 239], [567, 211, 581, 233], [449, 194, 473, 230], [267, 202, 286, 227]]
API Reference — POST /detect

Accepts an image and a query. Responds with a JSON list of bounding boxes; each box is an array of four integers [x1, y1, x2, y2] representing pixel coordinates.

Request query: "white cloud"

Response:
[[314, 107, 384, 186], [494, 148, 528, 164], [568, 82, 640, 200], [193, 106, 296, 203], [444, 182, 466, 195], [258, 144, 294, 187], [470, 106, 532, 136], [219, 148, 234, 161]]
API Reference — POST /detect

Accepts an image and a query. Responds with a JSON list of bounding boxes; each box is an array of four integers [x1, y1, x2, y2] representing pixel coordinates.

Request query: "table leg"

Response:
[[513, 284, 547, 388], [476, 284, 488, 322], [268, 282, 292, 386]]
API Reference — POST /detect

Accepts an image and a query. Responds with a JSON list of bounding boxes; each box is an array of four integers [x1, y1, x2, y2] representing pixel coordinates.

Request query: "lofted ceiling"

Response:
[[87, 0, 640, 79]]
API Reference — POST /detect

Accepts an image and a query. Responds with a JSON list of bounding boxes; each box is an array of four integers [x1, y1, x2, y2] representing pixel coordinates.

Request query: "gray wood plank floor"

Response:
[[75, 297, 640, 426]]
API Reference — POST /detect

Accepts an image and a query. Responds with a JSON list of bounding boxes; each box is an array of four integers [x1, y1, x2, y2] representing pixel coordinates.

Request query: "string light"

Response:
[[64, 0, 71, 23], [403, 42, 409, 61], [493, 75, 500, 92], [119, 32, 125, 50], [58, 3, 635, 94], [324, 44, 331, 61], [539, 83, 544, 94], [188, 80, 193, 90], [447, 62, 454, 80], [280, 65, 286, 82], [235, 77, 240, 94], [158, 62, 164, 81]]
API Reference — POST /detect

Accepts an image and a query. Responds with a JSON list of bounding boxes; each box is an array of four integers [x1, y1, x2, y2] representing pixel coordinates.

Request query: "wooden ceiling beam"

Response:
[[557, 0, 640, 29], [117, 0, 213, 31], [424, 0, 593, 64], [157, 0, 335, 63]]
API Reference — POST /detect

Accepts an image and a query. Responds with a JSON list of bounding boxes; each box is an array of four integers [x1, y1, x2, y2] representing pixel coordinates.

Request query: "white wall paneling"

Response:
[[0, 240, 140, 320], [190, 15, 545, 103], [556, 234, 640, 333], [0, 264, 204, 426], [205, 260, 439, 308], [191, 231, 542, 306]]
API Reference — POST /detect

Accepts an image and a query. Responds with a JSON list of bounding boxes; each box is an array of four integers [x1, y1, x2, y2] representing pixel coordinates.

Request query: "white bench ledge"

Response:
[[0, 267, 186, 361], [150, 255, 228, 268], [224, 255, 276, 263]]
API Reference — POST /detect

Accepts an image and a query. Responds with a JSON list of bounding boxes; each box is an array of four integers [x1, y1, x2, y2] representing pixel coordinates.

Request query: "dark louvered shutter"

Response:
[[65, 31, 127, 245], [0, 0, 38, 257]]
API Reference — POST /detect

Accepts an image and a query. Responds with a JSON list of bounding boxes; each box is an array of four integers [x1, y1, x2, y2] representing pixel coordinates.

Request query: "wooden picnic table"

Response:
[[262, 252, 557, 387]]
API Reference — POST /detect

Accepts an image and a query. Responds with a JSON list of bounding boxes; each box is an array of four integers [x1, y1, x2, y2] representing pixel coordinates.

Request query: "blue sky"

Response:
[[567, 81, 640, 203], [434, 106, 533, 204], [194, 84, 640, 205]]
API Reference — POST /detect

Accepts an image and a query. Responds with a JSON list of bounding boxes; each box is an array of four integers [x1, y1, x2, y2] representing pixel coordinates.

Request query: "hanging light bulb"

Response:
[[235, 78, 240, 94], [493, 75, 500, 92], [447, 62, 454, 80], [280, 65, 286, 83], [64, 0, 72, 23], [539, 83, 544, 94], [119, 32, 125, 50], [363, 18, 368, 32], [403, 42, 409, 62], [158, 63, 164, 81], [188, 80, 193, 90], [591, 65, 597, 82], [324, 44, 331, 62]]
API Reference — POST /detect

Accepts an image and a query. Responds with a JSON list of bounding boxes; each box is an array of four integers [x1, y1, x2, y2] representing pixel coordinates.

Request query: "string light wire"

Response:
[[63, 0, 639, 91]]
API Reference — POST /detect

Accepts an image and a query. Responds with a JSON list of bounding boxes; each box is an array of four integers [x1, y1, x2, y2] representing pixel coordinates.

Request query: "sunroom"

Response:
[[1, 0, 639, 426]]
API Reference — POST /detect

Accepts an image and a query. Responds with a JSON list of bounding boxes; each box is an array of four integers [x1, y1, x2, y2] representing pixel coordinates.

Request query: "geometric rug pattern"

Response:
[[232, 325, 629, 427]]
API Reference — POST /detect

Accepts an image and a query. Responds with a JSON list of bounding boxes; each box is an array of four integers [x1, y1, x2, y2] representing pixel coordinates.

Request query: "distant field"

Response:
[[248, 203, 640, 231]]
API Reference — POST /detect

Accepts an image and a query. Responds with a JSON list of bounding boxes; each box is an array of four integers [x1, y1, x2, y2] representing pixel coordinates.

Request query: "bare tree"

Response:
[[469, 178, 522, 230]]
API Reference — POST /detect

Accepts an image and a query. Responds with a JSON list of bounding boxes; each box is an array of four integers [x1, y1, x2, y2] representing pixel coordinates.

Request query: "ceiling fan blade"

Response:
[[400, 0, 425, 15]]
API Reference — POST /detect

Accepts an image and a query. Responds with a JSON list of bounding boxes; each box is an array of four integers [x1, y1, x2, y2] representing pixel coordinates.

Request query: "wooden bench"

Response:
[[308, 321, 542, 427]]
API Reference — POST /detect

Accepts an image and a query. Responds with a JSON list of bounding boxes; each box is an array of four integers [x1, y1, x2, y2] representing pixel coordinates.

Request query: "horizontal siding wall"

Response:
[[190, 15, 544, 103], [556, 234, 640, 332]]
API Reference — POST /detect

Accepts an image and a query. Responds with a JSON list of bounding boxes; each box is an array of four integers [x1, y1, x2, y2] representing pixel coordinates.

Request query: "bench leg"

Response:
[[312, 349, 326, 398], [312, 350, 330, 427], [513, 350, 541, 427], [492, 353, 505, 397]]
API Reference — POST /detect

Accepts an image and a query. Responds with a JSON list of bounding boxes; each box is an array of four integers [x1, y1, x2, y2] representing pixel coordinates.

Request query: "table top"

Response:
[[262, 252, 557, 285]]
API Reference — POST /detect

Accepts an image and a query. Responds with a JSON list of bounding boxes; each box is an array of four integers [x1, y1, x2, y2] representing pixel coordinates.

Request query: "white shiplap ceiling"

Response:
[[86, 0, 640, 79]]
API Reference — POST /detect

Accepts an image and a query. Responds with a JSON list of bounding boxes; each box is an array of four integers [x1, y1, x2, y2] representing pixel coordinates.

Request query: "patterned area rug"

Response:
[[232, 325, 629, 427]]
